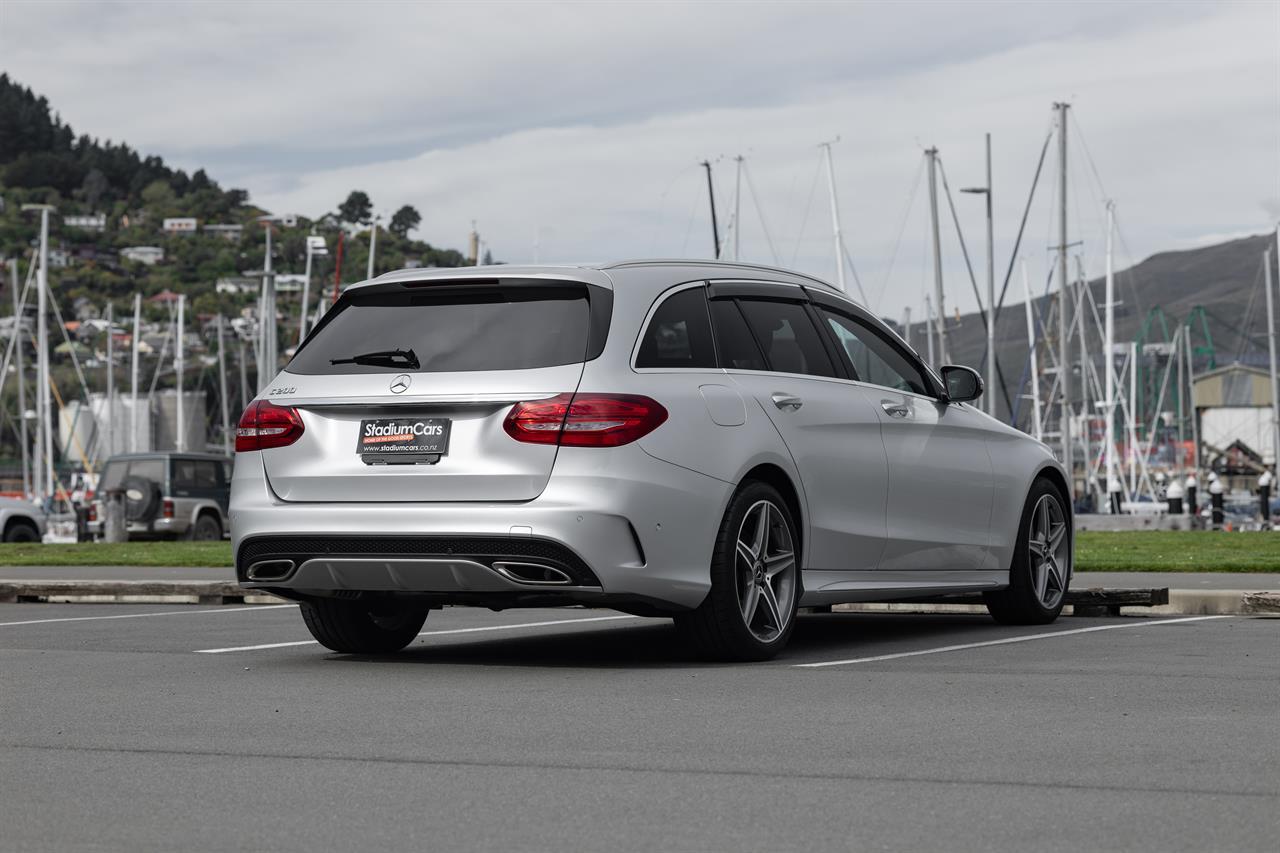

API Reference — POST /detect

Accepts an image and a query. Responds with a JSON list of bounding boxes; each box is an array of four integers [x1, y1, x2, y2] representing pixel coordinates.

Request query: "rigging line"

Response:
[[874, 156, 925, 315], [1233, 259, 1265, 362], [678, 175, 701, 257], [939, 156, 1016, 415], [649, 163, 698, 255], [936, 157, 987, 330], [1069, 110, 1111, 203], [1110, 207, 1148, 326], [994, 120, 1055, 325], [839, 238, 870, 305], [741, 161, 780, 265], [790, 153, 824, 267]]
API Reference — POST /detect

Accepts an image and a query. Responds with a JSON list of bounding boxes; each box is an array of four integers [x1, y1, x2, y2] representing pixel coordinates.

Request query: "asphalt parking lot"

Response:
[[1, 602, 1275, 852]]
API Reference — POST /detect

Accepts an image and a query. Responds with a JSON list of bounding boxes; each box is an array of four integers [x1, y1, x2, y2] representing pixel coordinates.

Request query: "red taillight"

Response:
[[235, 399, 305, 453], [503, 393, 668, 447], [162, 499, 175, 519]]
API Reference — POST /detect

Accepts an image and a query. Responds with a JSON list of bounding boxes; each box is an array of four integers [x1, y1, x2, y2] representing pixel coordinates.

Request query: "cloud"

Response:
[[3, 0, 1274, 318]]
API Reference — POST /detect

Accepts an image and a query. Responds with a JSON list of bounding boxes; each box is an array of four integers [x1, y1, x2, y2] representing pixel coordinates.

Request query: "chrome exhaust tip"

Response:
[[245, 559, 296, 582], [491, 561, 574, 586]]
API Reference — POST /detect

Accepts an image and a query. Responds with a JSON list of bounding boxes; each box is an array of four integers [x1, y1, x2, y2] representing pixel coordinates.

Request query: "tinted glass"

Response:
[[100, 461, 126, 491], [173, 459, 220, 490], [636, 287, 716, 369], [290, 286, 591, 374], [128, 458, 164, 486], [709, 299, 766, 371], [737, 299, 837, 378], [822, 310, 931, 395]]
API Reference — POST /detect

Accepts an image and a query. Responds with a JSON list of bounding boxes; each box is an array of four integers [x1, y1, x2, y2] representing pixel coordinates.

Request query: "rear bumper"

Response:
[[230, 445, 732, 610]]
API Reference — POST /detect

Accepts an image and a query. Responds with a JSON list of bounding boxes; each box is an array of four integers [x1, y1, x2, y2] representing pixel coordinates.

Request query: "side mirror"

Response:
[[941, 365, 983, 403]]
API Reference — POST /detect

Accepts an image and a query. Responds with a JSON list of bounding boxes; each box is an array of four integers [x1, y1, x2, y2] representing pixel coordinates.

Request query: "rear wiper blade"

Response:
[[330, 348, 420, 369]]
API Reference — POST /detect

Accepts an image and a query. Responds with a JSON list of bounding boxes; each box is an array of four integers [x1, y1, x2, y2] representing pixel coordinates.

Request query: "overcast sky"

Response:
[[3, 0, 1277, 319]]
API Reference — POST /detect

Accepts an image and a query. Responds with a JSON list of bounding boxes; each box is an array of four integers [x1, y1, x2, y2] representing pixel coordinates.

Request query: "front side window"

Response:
[[821, 309, 931, 395], [636, 286, 716, 369], [736, 299, 837, 378]]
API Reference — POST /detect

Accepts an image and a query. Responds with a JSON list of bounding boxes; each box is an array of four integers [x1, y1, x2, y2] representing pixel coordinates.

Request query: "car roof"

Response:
[[354, 260, 844, 297]]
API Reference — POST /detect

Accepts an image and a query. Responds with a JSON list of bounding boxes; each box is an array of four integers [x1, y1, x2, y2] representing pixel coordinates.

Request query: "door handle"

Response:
[[881, 402, 910, 418], [771, 393, 804, 411]]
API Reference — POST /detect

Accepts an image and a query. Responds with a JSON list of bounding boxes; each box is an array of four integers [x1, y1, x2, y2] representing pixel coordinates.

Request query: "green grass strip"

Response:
[[0, 531, 1274, 572]]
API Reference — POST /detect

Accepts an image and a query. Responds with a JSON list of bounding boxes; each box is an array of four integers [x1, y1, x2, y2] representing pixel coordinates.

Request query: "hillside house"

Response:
[[64, 213, 106, 232], [203, 223, 243, 241], [121, 246, 164, 265], [163, 217, 198, 234]]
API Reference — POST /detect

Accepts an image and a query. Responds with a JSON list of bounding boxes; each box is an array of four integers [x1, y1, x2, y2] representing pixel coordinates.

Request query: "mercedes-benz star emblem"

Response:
[[389, 374, 411, 394]]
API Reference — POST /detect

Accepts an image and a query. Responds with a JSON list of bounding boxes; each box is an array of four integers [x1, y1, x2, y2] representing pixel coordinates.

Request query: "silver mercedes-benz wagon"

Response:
[[232, 260, 1072, 660]]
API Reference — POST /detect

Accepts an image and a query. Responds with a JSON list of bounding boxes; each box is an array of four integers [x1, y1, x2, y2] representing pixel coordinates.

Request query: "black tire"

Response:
[[3, 520, 40, 543], [188, 513, 222, 541], [674, 481, 801, 661], [299, 598, 429, 654], [984, 477, 1072, 625], [123, 476, 161, 522]]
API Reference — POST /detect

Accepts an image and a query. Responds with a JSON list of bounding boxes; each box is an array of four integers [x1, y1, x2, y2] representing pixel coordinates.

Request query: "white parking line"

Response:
[[794, 615, 1233, 668], [194, 614, 640, 654], [0, 604, 296, 628]]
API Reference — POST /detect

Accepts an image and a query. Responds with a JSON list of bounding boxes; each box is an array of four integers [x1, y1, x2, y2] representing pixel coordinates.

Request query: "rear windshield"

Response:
[[289, 285, 592, 375]]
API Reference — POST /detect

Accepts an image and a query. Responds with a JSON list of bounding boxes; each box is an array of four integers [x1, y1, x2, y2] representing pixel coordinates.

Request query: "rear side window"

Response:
[[709, 299, 767, 371], [636, 287, 716, 369], [172, 459, 221, 490], [290, 285, 592, 374], [736, 299, 837, 378]]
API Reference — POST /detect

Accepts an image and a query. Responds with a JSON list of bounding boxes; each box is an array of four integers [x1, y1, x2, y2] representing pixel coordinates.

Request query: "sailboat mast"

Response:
[[1104, 201, 1118, 505], [175, 293, 185, 452], [10, 259, 29, 499], [700, 161, 720, 259], [1055, 101, 1073, 492], [926, 148, 946, 364], [1264, 244, 1279, 474], [1021, 258, 1042, 441], [104, 302, 114, 460], [217, 314, 230, 456], [733, 156, 743, 261], [130, 292, 141, 452], [821, 142, 847, 293]]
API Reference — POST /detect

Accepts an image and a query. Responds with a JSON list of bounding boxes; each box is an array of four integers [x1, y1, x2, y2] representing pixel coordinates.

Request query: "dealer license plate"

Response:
[[357, 418, 451, 464]]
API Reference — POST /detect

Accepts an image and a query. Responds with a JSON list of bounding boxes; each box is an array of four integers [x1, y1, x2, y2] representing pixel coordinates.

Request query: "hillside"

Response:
[[0, 73, 468, 323], [935, 232, 1277, 424]]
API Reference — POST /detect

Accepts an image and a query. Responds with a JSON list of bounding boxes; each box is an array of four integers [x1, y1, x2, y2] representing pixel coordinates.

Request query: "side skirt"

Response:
[[799, 569, 1009, 607]]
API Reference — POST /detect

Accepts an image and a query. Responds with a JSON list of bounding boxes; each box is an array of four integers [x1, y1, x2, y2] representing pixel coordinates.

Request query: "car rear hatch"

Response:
[[257, 276, 612, 503]]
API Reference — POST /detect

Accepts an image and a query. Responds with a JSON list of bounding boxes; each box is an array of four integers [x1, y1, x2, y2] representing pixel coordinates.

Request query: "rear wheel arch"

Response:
[[739, 463, 804, 566]]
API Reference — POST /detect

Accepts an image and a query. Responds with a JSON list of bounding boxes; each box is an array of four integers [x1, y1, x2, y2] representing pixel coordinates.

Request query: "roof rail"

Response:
[[599, 259, 840, 292]]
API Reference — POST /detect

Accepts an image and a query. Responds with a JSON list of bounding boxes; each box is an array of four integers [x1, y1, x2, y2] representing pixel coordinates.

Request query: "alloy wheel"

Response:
[[1027, 493, 1069, 609], [734, 500, 797, 643]]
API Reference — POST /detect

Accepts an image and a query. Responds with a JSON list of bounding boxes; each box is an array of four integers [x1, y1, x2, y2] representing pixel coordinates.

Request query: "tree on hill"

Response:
[[338, 190, 372, 225], [389, 204, 421, 237]]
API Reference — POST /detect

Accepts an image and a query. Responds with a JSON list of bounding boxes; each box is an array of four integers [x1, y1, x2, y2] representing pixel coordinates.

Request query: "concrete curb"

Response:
[[829, 589, 1279, 618], [0, 580, 283, 606]]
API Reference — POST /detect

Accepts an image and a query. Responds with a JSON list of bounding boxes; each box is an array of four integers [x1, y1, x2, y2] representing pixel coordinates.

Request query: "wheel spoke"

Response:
[[1028, 537, 1047, 558], [758, 580, 783, 632], [1048, 522, 1066, 553], [740, 582, 760, 624], [1034, 556, 1049, 602], [764, 551, 794, 580], [1047, 557, 1065, 592], [736, 540, 756, 568]]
